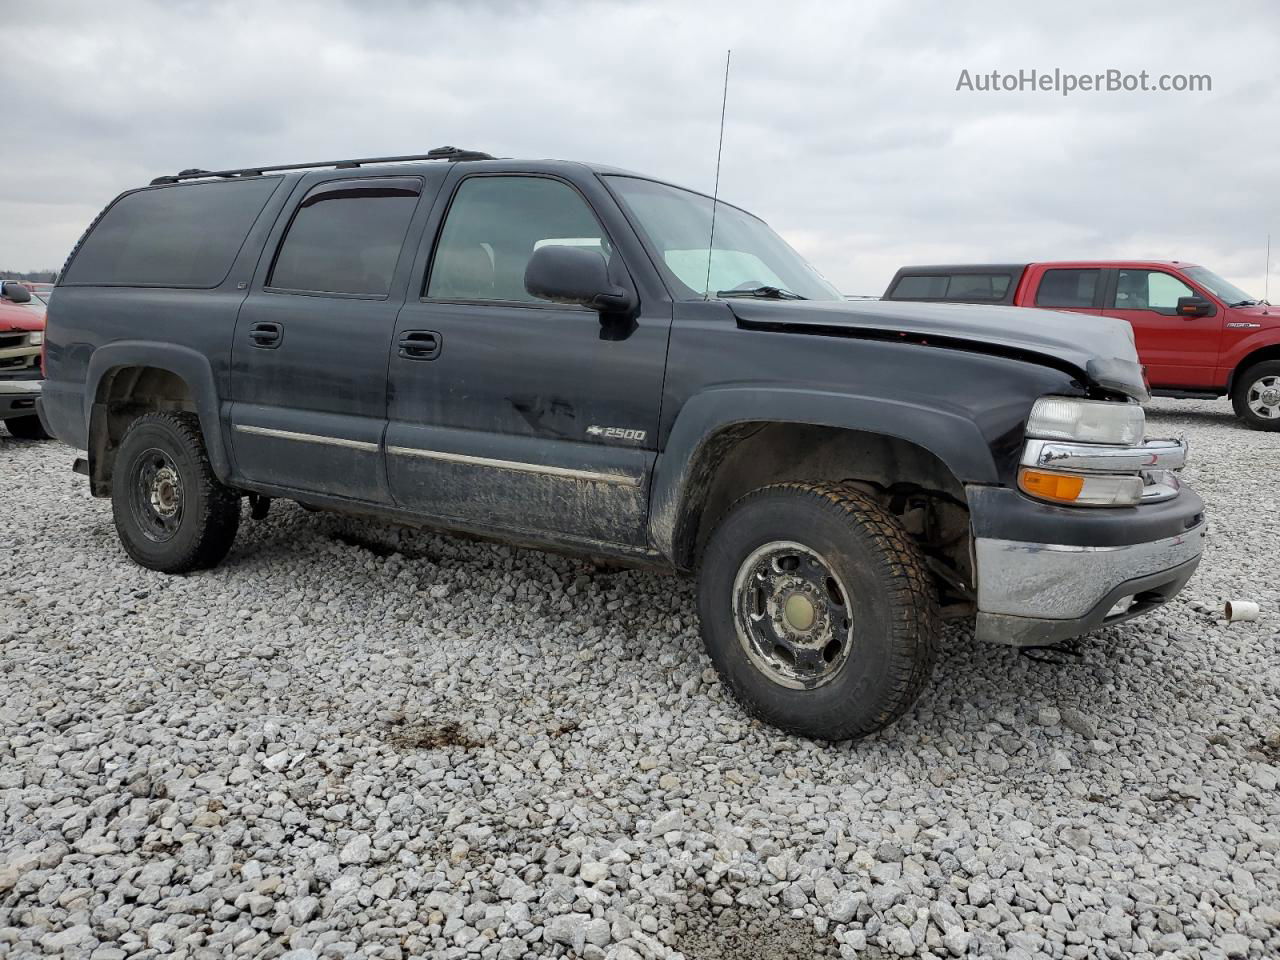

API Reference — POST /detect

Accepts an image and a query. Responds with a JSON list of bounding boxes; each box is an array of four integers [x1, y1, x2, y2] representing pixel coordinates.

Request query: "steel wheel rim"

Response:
[[731, 540, 854, 690], [1247, 375, 1280, 418], [129, 447, 184, 543]]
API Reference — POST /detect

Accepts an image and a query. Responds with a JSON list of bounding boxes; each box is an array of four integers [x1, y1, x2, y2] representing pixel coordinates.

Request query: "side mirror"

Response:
[[0, 281, 32, 304], [1176, 296, 1212, 318], [524, 245, 636, 315]]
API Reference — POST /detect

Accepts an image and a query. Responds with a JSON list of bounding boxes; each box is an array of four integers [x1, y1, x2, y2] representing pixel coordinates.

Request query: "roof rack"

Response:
[[149, 146, 495, 185]]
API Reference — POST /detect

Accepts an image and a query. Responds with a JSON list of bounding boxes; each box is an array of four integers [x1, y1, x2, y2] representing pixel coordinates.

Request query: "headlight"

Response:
[[1026, 397, 1144, 446], [28, 331, 43, 345]]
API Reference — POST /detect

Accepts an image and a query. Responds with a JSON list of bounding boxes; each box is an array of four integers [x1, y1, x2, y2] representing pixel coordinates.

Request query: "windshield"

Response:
[[606, 176, 842, 301], [1182, 266, 1259, 306]]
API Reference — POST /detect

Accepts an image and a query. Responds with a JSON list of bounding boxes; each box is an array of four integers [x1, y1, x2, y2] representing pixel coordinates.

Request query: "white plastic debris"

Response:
[[1225, 600, 1261, 622]]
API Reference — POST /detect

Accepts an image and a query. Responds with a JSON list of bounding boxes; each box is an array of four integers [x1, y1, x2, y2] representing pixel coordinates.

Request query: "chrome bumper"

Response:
[[0, 377, 41, 416], [974, 520, 1207, 647]]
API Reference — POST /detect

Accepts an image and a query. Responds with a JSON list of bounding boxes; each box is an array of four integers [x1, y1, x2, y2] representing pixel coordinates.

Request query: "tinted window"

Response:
[[1035, 269, 1099, 308], [892, 275, 948, 299], [890, 273, 1011, 301], [270, 179, 421, 296], [62, 178, 279, 287], [1113, 269, 1195, 313], [428, 176, 609, 302], [946, 273, 1010, 300]]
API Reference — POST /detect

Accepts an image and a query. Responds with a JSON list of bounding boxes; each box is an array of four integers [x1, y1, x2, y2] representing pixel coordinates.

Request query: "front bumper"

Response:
[[968, 482, 1206, 647], [0, 378, 41, 419]]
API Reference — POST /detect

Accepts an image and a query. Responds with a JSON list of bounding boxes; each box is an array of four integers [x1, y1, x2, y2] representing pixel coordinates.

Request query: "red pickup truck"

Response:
[[1, 281, 47, 439], [883, 261, 1280, 429]]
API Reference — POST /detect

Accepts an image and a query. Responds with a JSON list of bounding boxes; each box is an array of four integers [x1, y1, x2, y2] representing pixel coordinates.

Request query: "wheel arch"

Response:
[[1228, 344, 1280, 395], [650, 388, 992, 577], [84, 342, 229, 496]]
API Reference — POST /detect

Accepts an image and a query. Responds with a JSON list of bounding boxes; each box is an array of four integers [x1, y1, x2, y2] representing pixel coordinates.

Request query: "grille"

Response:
[[0, 332, 30, 349], [0, 330, 37, 372]]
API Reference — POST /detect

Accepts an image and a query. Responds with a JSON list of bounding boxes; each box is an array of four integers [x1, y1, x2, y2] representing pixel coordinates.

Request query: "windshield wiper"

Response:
[[1229, 299, 1259, 307], [716, 285, 807, 300]]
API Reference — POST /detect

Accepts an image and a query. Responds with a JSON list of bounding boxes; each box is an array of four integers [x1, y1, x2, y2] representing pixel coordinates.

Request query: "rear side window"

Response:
[[62, 178, 280, 288], [1035, 268, 1100, 308], [891, 273, 1011, 301], [946, 273, 1010, 300], [269, 178, 422, 296], [892, 275, 948, 299]]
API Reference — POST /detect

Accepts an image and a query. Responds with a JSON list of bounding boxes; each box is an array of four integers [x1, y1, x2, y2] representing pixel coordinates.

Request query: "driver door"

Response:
[[385, 172, 672, 548], [1103, 268, 1222, 388]]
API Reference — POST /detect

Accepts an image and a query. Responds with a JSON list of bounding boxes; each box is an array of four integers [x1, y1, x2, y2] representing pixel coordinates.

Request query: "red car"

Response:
[[884, 261, 1280, 429], [0, 280, 47, 439]]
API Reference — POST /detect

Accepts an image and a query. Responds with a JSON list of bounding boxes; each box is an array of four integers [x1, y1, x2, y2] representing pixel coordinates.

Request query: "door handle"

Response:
[[249, 321, 283, 348], [398, 330, 442, 360]]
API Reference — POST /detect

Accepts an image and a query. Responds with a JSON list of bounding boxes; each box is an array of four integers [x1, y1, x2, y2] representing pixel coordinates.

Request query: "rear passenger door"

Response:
[[385, 171, 672, 548], [1030, 267, 1104, 317], [229, 175, 435, 501]]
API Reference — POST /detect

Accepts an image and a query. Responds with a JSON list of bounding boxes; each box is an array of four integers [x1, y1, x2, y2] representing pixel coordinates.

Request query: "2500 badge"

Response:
[[586, 425, 647, 442]]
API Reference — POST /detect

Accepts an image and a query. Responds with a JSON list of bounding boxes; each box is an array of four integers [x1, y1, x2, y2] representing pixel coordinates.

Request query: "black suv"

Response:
[[38, 148, 1206, 740]]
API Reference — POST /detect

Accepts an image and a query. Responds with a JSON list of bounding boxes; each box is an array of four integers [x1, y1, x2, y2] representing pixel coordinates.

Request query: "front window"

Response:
[[606, 177, 842, 301], [427, 176, 610, 303], [1112, 270, 1196, 314], [1182, 266, 1259, 306]]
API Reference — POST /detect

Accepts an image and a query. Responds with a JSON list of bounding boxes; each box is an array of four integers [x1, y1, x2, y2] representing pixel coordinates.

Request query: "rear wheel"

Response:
[[111, 413, 241, 573], [1232, 360, 1280, 431], [4, 415, 49, 440], [697, 481, 939, 741]]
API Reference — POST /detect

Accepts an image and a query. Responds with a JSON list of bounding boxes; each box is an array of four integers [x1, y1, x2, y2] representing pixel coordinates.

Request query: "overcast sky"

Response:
[[3, 0, 1278, 296]]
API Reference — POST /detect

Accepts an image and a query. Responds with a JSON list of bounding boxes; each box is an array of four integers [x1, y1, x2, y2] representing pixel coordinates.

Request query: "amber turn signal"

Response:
[[1018, 467, 1145, 507], [1018, 468, 1085, 503]]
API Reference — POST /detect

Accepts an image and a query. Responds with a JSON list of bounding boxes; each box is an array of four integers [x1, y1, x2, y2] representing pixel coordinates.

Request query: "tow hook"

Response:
[[248, 493, 271, 521]]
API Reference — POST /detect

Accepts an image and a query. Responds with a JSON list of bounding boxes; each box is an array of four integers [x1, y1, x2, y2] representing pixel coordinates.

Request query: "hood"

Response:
[[1230, 302, 1279, 322], [0, 300, 45, 333], [727, 298, 1149, 401]]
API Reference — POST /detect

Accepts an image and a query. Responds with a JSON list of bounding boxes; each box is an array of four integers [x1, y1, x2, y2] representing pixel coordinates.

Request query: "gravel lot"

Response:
[[1, 398, 1277, 960]]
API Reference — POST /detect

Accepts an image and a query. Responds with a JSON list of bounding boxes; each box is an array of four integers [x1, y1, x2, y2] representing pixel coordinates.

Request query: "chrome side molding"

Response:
[[233, 423, 644, 487], [386, 445, 642, 487], [233, 424, 380, 452]]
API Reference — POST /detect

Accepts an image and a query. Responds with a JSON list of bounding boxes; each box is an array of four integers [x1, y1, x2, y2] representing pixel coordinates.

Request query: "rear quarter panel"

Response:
[[41, 178, 296, 455]]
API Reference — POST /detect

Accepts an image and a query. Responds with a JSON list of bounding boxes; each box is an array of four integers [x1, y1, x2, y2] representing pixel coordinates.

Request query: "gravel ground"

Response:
[[1, 398, 1277, 960]]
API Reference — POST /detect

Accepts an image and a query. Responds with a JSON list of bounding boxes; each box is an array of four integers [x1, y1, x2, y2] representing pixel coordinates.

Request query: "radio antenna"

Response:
[[704, 49, 732, 299], [1266, 233, 1272, 303]]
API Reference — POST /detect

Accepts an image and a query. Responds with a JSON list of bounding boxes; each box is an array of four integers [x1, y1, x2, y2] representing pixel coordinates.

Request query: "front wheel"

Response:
[[697, 481, 938, 741], [111, 413, 241, 573], [1232, 360, 1280, 431]]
